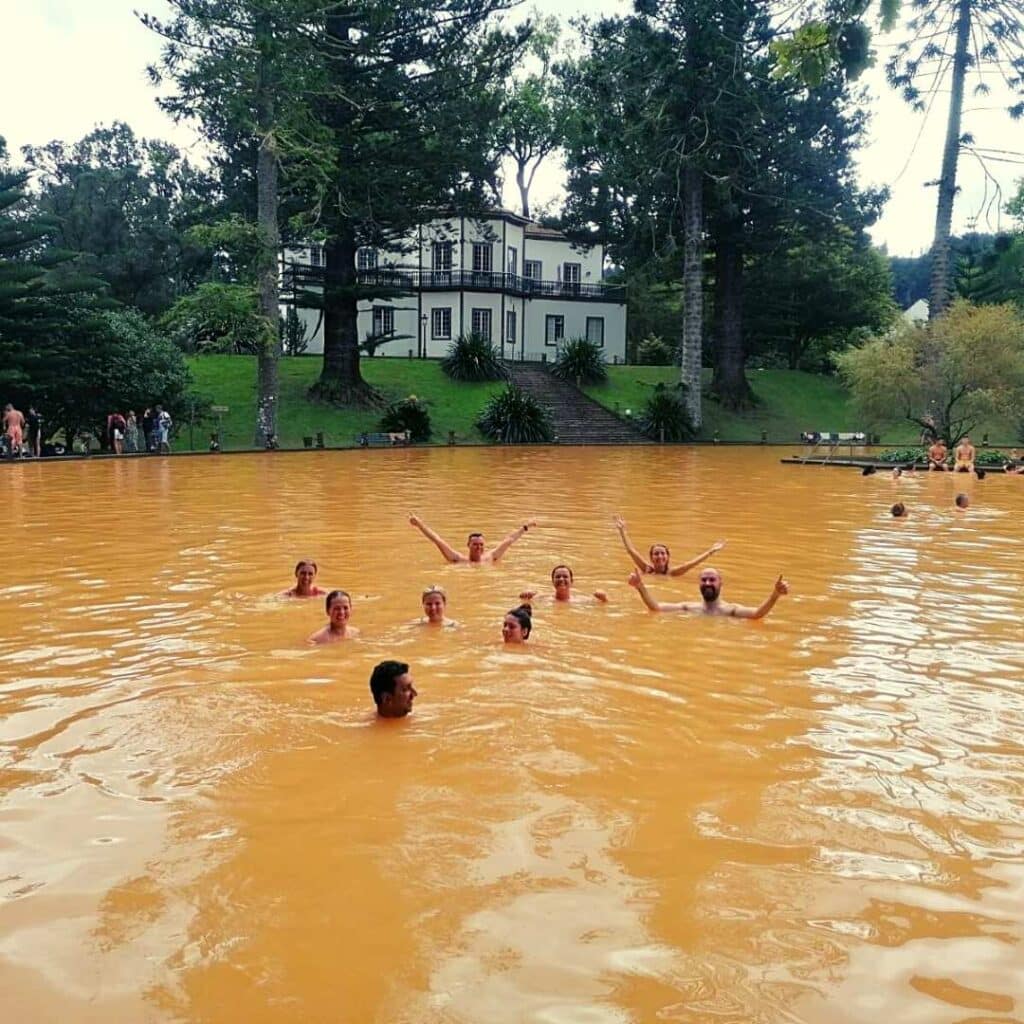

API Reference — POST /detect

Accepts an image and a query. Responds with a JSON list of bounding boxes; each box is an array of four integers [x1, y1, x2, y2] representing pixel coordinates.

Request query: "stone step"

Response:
[[506, 363, 651, 445]]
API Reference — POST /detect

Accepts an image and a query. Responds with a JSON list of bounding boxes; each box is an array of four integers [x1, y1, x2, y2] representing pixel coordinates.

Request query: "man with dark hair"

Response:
[[409, 513, 537, 564], [628, 566, 789, 619], [369, 661, 417, 718], [890, 502, 908, 518]]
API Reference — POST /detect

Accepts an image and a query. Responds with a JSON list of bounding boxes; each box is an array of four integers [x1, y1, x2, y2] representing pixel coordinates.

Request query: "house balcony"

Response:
[[280, 262, 625, 304]]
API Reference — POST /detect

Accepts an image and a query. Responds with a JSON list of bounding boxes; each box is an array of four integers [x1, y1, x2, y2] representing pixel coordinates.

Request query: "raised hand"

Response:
[[409, 512, 422, 528], [613, 514, 626, 531], [628, 570, 642, 588], [710, 540, 726, 553], [519, 589, 537, 601], [774, 574, 789, 596], [593, 589, 609, 603]]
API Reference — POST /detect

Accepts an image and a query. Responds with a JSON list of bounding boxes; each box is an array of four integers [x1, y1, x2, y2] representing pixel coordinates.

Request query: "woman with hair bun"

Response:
[[502, 603, 533, 644]]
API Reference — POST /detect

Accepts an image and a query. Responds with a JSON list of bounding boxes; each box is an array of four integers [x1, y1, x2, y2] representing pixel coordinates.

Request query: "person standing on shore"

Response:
[[26, 406, 42, 457]]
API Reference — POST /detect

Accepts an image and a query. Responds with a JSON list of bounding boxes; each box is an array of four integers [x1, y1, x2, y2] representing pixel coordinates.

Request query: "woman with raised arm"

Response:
[[613, 514, 725, 576]]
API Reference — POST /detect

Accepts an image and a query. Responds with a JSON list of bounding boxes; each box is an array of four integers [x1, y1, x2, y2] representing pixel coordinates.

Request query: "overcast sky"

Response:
[[2, 0, 1021, 257]]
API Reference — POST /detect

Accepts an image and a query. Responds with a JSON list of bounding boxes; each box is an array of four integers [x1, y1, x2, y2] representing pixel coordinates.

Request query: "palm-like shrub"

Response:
[[476, 385, 554, 443], [379, 395, 432, 441], [440, 333, 508, 382], [638, 383, 695, 441], [551, 337, 608, 385]]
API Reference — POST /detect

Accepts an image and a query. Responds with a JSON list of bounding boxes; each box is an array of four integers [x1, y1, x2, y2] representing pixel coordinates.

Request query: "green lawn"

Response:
[[184, 356, 1020, 450], [186, 355, 505, 451], [584, 367, 1019, 445]]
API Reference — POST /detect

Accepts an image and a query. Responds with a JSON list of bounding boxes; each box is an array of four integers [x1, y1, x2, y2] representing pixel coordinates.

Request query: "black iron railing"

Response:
[[280, 262, 625, 303]]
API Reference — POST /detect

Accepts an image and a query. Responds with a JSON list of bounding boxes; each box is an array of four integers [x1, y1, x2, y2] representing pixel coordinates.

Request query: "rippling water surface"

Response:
[[2, 447, 1023, 1022]]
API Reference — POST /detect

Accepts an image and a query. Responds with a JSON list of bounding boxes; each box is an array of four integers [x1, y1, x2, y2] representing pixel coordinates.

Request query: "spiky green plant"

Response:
[[476, 385, 554, 443], [638, 384, 695, 442], [440, 333, 508, 382], [550, 337, 607, 385]]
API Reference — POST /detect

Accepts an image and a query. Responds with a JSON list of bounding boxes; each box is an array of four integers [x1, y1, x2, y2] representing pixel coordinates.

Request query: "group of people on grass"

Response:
[[283, 515, 791, 718]]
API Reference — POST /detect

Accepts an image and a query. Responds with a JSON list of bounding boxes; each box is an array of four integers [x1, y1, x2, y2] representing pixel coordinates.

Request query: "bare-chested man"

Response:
[[614, 514, 724, 575], [927, 439, 948, 471], [628, 566, 789, 619], [409, 513, 537, 564], [954, 435, 976, 473], [3, 404, 26, 454]]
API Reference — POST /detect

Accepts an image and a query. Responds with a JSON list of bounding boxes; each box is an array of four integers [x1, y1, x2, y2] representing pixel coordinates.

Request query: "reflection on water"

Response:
[[1, 448, 1023, 1022]]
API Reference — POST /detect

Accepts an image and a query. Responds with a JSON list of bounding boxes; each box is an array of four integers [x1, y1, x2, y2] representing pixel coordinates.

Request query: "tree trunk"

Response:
[[254, 9, 281, 447], [516, 160, 531, 221], [309, 225, 380, 406], [309, 6, 380, 407], [928, 0, 972, 320], [711, 227, 754, 409], [680, 163, 703, 429]]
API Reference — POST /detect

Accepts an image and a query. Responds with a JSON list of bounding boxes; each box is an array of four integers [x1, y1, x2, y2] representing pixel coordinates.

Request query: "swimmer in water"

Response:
[[628, 567, 789, 619], [613, 515, 725, 576], [418, 585, 456, 626], [955, 493, 970, 510], [409, 512, 537, 564], [369, 660, 417, 718], [891, 502, 908, 518], [308, 589, 359, 643], [502, 603, 533, 643], [283, 559, 327, 598], [519, 564, 608, 604]]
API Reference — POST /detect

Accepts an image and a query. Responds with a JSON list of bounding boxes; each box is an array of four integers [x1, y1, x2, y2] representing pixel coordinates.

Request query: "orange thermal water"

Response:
[[1, 447, 1022, 1023]]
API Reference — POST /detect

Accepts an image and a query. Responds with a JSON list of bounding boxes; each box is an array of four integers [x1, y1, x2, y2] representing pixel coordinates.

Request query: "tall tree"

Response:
[[21, 123, 211, 315], [143, 0, 318, 445], [301, 2, 525, 406], [495, 14, 567, 220]]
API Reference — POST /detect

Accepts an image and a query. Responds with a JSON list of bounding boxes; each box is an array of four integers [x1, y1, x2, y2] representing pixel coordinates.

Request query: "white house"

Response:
[[903, 298, 929, 323], [281, 210, 628, 363]]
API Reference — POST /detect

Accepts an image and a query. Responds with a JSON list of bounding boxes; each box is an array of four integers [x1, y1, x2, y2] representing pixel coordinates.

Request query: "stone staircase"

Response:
[[506, 363, 651, 445]]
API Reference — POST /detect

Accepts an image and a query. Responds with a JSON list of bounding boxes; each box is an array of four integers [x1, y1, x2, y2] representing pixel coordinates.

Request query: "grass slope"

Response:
[[185, 357, 1020, 449], [186, 355, 505, 450], [584, 367, 1018, 445]]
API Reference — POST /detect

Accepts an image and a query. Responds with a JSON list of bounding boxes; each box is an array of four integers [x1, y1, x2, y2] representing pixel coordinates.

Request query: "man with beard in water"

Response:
[[628, 567, 789, 619]]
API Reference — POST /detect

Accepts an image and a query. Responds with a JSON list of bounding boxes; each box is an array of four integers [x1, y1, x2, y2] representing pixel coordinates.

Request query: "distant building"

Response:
[[903, 298, 929, 323], [281, 210, 627, 363]]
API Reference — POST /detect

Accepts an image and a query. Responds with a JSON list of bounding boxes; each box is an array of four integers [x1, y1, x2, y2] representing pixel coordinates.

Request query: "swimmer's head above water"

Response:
[[325, 589, 352, 626], [551, 564, 574, 594], [698, 568, 723, 603], [369, 660, 417, 718], [294, 559, 318, 590], [467, 532, 486, 562], [955, 493, 970, 509], [503, 603, 532, 643], [891, 502, 907, 518], [421, 585, 447, 623], [648, 544, 671, 574]]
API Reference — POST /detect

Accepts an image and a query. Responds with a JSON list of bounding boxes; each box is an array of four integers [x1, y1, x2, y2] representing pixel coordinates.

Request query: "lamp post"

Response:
[[420, 314, 427, 359]]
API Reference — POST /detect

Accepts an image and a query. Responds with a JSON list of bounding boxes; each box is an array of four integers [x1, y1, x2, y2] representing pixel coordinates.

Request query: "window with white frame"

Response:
[[524, 259, 542, 281], [562, 262, 581, 284], [471, 307, 492, 340], [472, 242, 492, 273], [545, 315, 565, 346], [505, 310, 517, 344], [309, 245, 324, 268], [585, 316, 605, 347], [372, 306, 394, 336], [431, 307, 452, 339], [507, 247, 518, 276], [357, 247, 378, 271], [432, 241, 452, 271]]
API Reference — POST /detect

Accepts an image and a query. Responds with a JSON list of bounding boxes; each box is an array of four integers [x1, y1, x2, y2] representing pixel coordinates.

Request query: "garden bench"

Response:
[[355, 431, 411, 447]]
